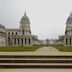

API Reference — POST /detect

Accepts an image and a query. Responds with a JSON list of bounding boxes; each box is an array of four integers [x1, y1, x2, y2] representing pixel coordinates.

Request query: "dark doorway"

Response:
[[25, 39, 27, 45], [18, 38, 19, 45], [70, 38, 71, 45], [66, 38, 68, 45], [21, 38, 23, 45], [14, 38, 16, 45], [28, 39, 30, 45]]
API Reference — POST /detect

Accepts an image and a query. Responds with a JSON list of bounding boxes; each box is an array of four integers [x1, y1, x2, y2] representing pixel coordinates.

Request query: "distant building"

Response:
[[40, 39, 49, 45], [59, 12, 72, 45], [49, 39, 58, 45], [0, 12, 40, 46]]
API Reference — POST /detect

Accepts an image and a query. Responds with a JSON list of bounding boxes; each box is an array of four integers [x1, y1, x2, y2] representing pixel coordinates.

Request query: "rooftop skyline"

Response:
[[0, 0, 72, 39]]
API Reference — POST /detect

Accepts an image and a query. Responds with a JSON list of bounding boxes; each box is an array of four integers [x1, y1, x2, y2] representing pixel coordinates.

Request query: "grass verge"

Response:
[[0, 46, 42, 52], [53, 45, 72, 52]]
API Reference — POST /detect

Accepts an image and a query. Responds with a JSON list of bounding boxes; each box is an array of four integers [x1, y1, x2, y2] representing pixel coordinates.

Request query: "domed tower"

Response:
[[65, 12, 72, 35], [64, 12, 72, 45], [0, 24, 6, 46], [20, 12, 31, 35]]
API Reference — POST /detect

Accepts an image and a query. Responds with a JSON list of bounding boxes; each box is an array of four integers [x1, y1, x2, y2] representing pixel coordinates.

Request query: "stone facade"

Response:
[[0, 25, 6, 46], [0, 12, 40, 46], [59, 12, 72, 45]]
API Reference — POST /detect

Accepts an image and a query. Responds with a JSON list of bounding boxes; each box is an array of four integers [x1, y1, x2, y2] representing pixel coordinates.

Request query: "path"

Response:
[[36, 46, 60, 52], [0, 46, 72, 55]]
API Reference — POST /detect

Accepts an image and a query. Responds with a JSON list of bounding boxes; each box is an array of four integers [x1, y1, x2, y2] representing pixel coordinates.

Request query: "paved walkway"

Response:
[[36, 46, 60, 52]]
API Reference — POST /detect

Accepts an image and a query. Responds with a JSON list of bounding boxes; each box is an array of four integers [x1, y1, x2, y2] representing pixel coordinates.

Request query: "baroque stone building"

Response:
[[59, 12, 72, 45], [0, 12, 40, 46]]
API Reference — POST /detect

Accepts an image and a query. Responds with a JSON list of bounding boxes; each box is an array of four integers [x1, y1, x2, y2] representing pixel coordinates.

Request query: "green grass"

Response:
[[53, 45, 72, 52], [0, 46, 42, 52]]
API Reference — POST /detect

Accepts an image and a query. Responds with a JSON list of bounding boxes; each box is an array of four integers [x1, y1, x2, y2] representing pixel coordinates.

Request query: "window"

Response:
[[16, 32, 18, 35], [22, 30, 24, 34], [8, 32, 10, 35], [12, 32, 14, 35]]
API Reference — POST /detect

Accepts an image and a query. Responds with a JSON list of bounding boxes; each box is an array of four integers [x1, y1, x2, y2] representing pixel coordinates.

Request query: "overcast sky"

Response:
[[0, 0, 72, 40]]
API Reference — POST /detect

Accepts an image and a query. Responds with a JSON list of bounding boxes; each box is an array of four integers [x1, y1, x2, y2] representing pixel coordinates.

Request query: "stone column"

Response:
[[29, 38, 32, 45], [19, 38, 21, 45], [26, 38, 28, 45], [12, 39, 14, 45], [64, 38, 66, 45]]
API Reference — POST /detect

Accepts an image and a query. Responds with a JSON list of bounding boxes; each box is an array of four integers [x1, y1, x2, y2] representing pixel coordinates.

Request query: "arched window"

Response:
[[12, 32, 14, 35], [8, 32, 10, 35], [16, 32, 18, 35], [22, 30, 24, 34]]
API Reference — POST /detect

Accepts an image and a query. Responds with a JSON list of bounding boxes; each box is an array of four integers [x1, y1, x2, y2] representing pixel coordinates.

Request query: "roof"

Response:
[[6, 28, 20, 31]]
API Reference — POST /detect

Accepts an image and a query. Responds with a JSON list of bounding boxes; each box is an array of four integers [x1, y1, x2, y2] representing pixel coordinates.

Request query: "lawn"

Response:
[[0, 46, 42, 52], [53, 45, 72, 52]]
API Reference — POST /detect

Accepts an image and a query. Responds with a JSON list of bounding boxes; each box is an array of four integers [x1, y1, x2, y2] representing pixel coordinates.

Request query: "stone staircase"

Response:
[[0, 55, 72, 68]]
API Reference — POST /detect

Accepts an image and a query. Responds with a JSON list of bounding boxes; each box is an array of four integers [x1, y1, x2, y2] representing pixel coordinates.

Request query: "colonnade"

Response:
[[8, 38, 32, 46], [65, 38, 72, 45]]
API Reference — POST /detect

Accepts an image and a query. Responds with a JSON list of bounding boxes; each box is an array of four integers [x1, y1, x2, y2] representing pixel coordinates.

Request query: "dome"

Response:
[[66, 13, 72, 24], [20, 12, 30, 24], [0, 24, 6, 36], [0, 24, 5, 29]]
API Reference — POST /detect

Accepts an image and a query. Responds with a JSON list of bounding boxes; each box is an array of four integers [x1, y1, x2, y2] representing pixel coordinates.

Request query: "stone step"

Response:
[[0, 55, 72, 58], [0, 55, 72, 68], [0, 63, 72, 68], [0, 58, 72, 60], [0, 59, 72, 63], [0, 63, 72, 65]]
